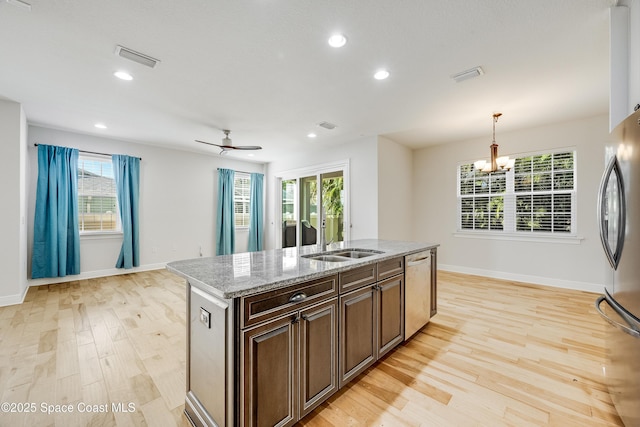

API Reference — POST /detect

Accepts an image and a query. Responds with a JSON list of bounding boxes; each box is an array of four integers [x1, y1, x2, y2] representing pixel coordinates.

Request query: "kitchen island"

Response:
[[167, 239, 438, 427]]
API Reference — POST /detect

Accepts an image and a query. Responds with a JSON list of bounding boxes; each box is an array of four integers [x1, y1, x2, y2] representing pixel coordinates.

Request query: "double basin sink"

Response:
[[302, 248, 384, 263]]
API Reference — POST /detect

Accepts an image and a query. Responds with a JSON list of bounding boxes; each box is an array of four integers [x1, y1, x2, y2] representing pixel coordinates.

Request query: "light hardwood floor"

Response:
[[0, 270, 623, 426]]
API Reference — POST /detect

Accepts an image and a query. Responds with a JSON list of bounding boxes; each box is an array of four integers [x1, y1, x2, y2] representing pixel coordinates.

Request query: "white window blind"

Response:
[[458, 150, 576, 235], [234, 173, 251, 228], [78, 155, 119, 233], [513, 152, 575, 233]]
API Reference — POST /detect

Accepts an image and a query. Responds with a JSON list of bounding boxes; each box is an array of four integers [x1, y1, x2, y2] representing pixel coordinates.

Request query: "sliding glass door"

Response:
[[278, 163, 348, 248]]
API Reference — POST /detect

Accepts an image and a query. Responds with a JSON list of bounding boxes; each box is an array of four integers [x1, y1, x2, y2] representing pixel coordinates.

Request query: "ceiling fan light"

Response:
[[506, 158, 516, 169]]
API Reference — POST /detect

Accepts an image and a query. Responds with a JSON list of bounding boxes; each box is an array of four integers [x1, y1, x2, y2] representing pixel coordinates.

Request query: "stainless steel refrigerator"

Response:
[[596, 109, 640, 427]]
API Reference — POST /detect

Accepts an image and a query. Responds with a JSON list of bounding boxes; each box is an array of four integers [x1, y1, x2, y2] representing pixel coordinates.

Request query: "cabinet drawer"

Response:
[[339, 263, 377, 293], [377, 257, 404, 281], [241, 275, 338, 328]]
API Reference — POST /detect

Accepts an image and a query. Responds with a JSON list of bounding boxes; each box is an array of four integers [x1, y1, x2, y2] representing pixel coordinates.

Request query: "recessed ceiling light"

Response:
[[247, 153, 254, 157], [307, 133, 317, 138], [114, 71, 133, 81], [374, 70, 390, 80], [94, 123, 107, 129], [328, 34, 347, 48]]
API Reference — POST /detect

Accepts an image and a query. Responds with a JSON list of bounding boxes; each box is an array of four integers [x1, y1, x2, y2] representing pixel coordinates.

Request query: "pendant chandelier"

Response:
[[474, 113, 514, 173]]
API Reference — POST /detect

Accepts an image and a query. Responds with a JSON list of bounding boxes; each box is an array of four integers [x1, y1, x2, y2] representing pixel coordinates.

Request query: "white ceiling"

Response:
[[0, 0, 613, 163]]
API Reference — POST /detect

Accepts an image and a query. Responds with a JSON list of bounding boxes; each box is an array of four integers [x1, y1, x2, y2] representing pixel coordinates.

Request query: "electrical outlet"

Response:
[[200, 308, 211, 328]]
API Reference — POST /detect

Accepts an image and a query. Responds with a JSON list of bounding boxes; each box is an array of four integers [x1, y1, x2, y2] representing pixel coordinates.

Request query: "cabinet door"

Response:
[[339, 285, 377, 387], [377, 275, 404, 358], [241, 315, 298, 427], [299, 298, 339, 417]]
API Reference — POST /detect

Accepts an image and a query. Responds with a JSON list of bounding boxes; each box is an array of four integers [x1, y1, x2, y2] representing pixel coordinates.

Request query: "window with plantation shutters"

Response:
[[234, 173, 251, 228], [513, 152, 575, 233], [459, 164, 506, 231], [457, 150, 576, 235]]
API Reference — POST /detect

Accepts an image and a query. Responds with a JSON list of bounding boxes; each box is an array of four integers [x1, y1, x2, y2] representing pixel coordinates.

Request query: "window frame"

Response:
[[77, 153, 121, 235], [456, 148, 578, 240]]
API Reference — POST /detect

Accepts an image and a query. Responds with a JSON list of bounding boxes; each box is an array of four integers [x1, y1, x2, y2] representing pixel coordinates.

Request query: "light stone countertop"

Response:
[[166, 239, 438, 299]]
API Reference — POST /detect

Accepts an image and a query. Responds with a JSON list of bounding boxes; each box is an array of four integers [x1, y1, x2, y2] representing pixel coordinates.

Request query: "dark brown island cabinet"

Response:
[[175, 246, 437, 427]]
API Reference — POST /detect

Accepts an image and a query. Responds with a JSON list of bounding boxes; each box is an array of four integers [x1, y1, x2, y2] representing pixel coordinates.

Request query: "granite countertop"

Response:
[[166, 239, 438, 299]]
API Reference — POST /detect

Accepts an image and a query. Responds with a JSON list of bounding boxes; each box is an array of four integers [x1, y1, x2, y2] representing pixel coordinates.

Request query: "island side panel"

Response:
[[185, 280, 237, 427]]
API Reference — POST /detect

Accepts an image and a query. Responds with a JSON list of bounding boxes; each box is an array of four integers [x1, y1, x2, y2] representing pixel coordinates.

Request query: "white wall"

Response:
[[27, 126, 265, 286], [413, 114, 611, 292], [377, 136, 414, 241], [264, 136, 379, 250], [0, 99, 28, 305], [10, 113, 613, 295]]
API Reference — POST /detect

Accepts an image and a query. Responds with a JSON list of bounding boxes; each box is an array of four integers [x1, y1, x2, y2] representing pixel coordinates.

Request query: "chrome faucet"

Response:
[[318, 218, 327, 251]]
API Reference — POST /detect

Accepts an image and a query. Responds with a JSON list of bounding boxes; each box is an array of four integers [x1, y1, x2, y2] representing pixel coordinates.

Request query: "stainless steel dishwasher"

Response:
[[404, 250, 431, 340]]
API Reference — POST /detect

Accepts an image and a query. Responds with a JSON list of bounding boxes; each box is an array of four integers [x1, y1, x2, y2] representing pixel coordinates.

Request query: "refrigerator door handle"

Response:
[[597, 156, 626, 270], [595, 295, 640, 338]]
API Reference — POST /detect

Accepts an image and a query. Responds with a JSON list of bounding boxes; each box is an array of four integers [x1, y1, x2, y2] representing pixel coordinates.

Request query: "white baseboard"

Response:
[[439, 263, 604, 294], [26, 263, 167, 288], [0, 285, 30, 307]]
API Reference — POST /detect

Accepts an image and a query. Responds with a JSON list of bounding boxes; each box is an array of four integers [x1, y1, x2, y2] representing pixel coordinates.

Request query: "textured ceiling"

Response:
[[0, 0, 613, 162]]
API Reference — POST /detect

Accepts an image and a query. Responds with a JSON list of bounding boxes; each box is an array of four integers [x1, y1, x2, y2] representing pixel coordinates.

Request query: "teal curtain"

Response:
[[248, 173, 264, 252], [113, 155, 140, 269], [31, 144, 80, 278], [216, 168, 235, 255]]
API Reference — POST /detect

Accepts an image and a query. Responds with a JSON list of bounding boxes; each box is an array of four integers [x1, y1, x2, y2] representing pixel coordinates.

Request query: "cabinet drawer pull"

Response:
[[289, 292, 307, 303]]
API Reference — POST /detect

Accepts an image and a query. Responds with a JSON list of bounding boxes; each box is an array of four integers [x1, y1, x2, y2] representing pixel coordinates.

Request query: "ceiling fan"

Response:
[[196, 130, 262, 155]]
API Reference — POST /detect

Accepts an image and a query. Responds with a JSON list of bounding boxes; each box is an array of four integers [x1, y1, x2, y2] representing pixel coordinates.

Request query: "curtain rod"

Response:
[[217, 167, 257, 175], [33, 144, 142, 161]]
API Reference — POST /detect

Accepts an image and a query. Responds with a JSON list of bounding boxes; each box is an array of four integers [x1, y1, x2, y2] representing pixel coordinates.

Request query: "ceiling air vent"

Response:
[[318, 121, 337, 130], [451, 66, 484, 83], [115, 45, 161, 68]]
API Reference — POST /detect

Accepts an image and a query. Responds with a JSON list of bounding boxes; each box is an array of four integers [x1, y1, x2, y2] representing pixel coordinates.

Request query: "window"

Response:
[[234, 173, 250, 228], [459, 165, 506, 231], [78, 155, 119, 233], [458, 150, 576, 235]]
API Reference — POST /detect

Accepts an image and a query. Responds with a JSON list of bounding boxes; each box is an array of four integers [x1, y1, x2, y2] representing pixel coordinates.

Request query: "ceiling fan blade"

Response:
[[195, 139, 224, 148], [232, 145, 262, 150]]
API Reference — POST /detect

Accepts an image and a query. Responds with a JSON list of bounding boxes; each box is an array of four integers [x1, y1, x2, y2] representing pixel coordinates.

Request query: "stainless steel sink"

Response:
[[302, 248, 383, 262], [305, 255, 351, 262], [332, 250, 378, 258]]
